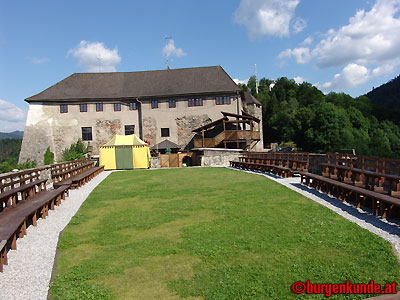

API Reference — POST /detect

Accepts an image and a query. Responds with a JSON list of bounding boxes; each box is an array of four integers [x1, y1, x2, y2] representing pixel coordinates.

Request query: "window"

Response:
[[216, 96, 231, 105], [161, 128, 170, 137], [114, 103, 121, 111], [129, 102, 137, 110], [80, 103, 87, 112], [82, 127, 92, 141], [60, 104, 68, 113], [169, 99, 176, 108], [151, 100, 158, 109], [188, 98, 203, 107], [125, 125, 135, 135], [96, 103, 103, 112]]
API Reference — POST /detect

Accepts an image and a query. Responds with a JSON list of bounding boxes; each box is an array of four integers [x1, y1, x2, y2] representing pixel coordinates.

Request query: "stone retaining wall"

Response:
[[196, 148, 244, 167]]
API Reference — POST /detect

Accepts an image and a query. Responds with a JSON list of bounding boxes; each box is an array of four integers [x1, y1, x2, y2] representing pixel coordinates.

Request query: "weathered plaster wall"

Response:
[[198, 149, 244, 167], [20, 93, 254, 165], [20, 102, 140, 164], [141, 94, 241, 148], [19, 103, 55, 165]]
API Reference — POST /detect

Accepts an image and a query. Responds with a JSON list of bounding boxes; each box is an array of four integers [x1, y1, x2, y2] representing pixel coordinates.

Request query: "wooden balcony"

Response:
[[194, 130, 260, 148], [192, 111, 261, 150]]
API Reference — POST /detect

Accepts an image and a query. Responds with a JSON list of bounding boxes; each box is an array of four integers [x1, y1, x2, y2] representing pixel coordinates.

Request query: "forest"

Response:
[[241, 76, 400, 158], [0, 139, 36, 173]]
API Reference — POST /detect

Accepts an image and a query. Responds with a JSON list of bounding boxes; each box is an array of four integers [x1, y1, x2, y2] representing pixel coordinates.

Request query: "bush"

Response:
[[61, 139, 88, 162], [0, 158, 37, 174], [44, 147, 54, 165]]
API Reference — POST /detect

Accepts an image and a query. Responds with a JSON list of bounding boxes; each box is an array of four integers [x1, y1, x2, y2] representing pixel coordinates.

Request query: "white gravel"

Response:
[[0, 170, 112, 300], [228, 167, 400, 258]]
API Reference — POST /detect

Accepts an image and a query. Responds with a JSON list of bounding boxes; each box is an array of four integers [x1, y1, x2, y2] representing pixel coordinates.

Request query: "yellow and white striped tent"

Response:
[[99, 134, 150, 170]]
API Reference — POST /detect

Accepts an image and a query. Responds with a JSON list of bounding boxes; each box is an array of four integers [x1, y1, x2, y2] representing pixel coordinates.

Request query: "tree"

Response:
[[61, 139, 88, 162], [44, 147, 55, 165]]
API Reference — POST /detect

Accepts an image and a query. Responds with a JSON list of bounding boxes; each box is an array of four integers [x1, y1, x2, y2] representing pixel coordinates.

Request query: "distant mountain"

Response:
[[0, 131, 24, 139], [366, 75, 400, 109]]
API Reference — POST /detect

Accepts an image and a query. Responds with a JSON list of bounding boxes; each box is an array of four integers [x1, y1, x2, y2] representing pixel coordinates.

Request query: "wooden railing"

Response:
[[194, 130, 260, 148]]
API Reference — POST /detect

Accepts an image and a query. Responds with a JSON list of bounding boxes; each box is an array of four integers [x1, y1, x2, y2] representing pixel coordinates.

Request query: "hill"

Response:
[[242, 76, 400, 158], [0, 131, 24, 139], [366, 75, 400, 109]]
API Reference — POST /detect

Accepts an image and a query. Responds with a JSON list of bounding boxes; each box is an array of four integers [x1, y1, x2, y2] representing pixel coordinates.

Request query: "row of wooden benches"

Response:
[[326, 152, 400, 175], [230, 154, 400, 220], [242, 151, 310, 171], [0, 159, 104, 272]]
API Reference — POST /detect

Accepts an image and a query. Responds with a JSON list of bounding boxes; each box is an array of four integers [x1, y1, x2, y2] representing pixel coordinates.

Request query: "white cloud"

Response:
[[28, 57, 51, 64], [293, 76, 304, 84], [233, 78, 249, 85], [234, 0, 304, 38], [0, 99, 27, 132], [314, 0, 400, 68], [280, 0, 400, 91], [293, 17, 307, 33], [320, 63, 371, 91], [68, 40, 121, 72], [301, 36, 313, 45], [162, 39, 186, 58], [278, 47, 314, 64]]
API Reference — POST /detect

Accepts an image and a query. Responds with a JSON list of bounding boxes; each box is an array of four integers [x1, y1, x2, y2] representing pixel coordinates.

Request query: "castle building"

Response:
[[19, 66, 263, 165]]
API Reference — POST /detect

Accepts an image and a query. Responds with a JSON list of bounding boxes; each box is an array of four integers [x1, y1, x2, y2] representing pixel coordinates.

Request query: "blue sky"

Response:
[[1, 0, 400, 132]]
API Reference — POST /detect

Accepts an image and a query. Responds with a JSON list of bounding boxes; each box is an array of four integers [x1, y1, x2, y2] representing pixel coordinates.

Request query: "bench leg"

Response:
[[40, 204, 47, 219], [56, 194, 62, 206], [18, 220, 27, 238], [32, 211, 37, 226], [372, 199, 378, 216], [380, 202, 393, 219], [355, 193, 361, 208], [11, 233, 17, 250]]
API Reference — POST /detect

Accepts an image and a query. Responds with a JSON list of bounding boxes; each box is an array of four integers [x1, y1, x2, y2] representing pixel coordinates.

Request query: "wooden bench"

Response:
[[321, 163, 400, 197], [0, 168, 48, 212], [52, 160, 99, 189], [52, 160, 95, 188], [231, 151, 310, 178], [0, 159, 105, 272], [299, 171, 400, 219], [0, 185, 69, 272], [69, 165, 104, 189], [230, 160, 293, 178]]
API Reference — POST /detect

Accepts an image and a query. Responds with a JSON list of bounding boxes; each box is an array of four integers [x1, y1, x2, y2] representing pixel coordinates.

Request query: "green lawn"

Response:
[[50, 168, 400, 300]]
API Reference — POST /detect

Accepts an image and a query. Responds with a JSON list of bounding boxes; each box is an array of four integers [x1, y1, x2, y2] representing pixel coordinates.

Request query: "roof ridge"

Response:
[[72, 65, 222, 75]]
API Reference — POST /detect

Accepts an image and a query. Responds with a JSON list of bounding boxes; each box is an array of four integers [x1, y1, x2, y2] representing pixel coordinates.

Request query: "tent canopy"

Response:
[[100, 134, 150, 170], [103, 134, 147, 146]]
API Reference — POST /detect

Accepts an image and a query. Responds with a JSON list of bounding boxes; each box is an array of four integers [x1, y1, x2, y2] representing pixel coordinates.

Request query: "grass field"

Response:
[[50, 168, 400, 300]]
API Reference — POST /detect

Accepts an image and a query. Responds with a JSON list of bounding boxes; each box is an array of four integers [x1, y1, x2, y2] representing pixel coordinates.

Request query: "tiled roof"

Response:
[[26, 66, 240, 102]]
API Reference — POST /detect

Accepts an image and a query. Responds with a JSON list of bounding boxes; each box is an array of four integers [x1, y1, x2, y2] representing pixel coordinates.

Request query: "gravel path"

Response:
[[0, 170, 112, 300], [228, 167, 400, 258]]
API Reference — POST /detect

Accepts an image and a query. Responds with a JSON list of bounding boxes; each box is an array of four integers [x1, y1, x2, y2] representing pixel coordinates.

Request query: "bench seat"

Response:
[[0, 178, 47, 210], [230, 160, 293, 178], [0, 185, 69, 272], [299, 171, 400, 219], [53, 166, 104, 189]]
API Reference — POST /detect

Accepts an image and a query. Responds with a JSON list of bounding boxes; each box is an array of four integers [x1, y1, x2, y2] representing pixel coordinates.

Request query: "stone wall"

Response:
[[150, 156, 161, 169], [197, 148, 244, 167]]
